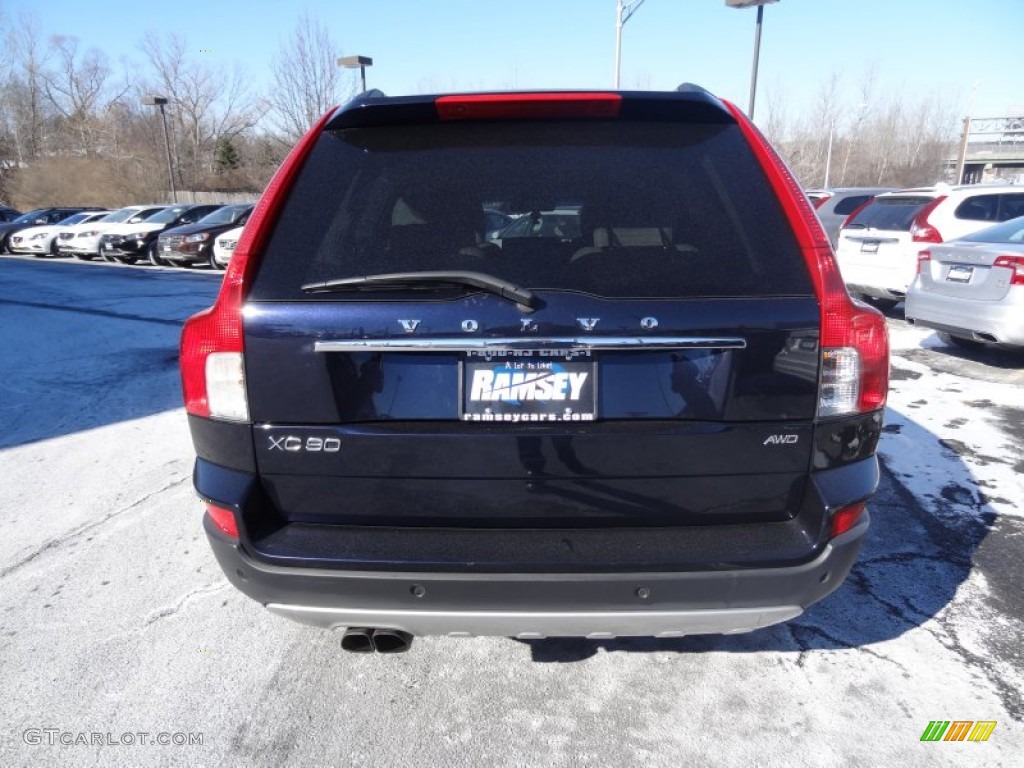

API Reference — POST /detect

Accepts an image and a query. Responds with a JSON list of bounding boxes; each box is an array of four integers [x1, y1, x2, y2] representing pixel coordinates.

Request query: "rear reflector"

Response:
[[724, 101, 889, 418], [830, 502, 866, 538], [205, 503, 239, 539], [917, 249, 932, 275], [436, 93, 622, 121], [993, 255, 1024, 285]]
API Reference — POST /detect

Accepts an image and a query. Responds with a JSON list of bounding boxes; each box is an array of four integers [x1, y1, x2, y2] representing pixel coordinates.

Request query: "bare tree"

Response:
[[139, 32, 259, 191], [41, 35, 127, 156], [761, 79, 789, 147], [772, 65, 958, 190], [268, 13, 352, 141], [3, 12, 50, 164]]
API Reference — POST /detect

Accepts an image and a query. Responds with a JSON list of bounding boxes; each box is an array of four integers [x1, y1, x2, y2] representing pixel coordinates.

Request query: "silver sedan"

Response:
[[906, 215, 1024, 350]]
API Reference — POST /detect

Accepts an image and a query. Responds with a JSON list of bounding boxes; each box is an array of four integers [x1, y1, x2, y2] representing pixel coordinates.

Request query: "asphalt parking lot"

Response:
[[0, 256, 1021, 767]]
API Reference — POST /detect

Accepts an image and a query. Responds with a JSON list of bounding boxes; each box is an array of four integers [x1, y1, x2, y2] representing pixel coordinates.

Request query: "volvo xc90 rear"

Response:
[[181, 87, 889, 651]]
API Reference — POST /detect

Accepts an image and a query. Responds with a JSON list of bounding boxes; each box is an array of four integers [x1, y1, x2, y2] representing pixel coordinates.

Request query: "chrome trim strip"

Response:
[[266, 603, 802, 638], [314, 336, 747, 353]]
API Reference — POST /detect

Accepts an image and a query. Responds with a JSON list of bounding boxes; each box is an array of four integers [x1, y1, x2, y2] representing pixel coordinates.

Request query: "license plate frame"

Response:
[[460, 355, 597, 423], [946, 265, 974, 283], [860, 240, 880, 254]]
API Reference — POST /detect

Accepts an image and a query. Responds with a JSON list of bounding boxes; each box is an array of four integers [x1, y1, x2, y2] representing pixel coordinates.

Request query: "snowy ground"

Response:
[[0, 257, 1021, 766]]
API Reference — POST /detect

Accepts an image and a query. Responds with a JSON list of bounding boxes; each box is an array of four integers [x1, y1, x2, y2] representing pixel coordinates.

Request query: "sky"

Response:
[[3, 0, 1022, 127]]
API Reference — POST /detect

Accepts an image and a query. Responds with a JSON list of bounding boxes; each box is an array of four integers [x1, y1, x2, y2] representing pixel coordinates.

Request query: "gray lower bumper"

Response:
[[266, 603, 803, 639], [207, 515, 868, 639]]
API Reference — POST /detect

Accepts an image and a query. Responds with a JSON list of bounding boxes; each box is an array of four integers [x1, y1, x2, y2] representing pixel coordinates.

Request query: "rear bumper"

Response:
[[906, 289, 1024, 347], [836, 255, 915, 299], [204, 509, 868, 638]]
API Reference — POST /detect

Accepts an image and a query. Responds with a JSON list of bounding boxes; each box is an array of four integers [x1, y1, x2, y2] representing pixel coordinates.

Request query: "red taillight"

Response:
[[205, 502, 239, 539], [809, 194, 831, 210], [435, 93, 622, 121], [993, 255, 1024, 285], [724, 101, 889, 417], [917, 249, 932, 275], [910, 196, 947, 243], [829, 502, 866, 538], [180, 106, 337, 419]]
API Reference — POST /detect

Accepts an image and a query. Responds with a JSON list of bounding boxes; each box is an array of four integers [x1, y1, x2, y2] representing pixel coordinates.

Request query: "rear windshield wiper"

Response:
[[301, 270, 538, 310]]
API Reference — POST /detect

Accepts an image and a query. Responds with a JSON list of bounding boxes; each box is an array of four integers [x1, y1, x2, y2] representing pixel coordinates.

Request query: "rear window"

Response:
[[252, 121, 812, 300], [833, 195, 871, 216], [845, 196, 934, 231]]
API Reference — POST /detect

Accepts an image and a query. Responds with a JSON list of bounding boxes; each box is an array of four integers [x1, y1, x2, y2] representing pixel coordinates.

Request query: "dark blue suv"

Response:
[[181, 87, 890, 653]]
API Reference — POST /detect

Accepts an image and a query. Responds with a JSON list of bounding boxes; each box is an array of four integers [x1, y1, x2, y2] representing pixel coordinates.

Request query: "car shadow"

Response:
[[519, 408, 995, 662], [0, 260, 220, 449], [919, 339, 1024, 370]]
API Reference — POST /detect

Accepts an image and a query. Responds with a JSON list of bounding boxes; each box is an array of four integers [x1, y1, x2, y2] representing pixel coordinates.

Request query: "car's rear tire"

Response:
[[114, 254, 137, 265], [938, 332, 985, 351], [74, 254, 95, 261], [208, 252, 225, 270]]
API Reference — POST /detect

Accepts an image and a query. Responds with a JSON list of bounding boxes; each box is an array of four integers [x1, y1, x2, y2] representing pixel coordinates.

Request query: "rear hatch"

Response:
[[835, 195, 937, 293], [242, 102, 822, 529], [919, 240, 1021, 302]]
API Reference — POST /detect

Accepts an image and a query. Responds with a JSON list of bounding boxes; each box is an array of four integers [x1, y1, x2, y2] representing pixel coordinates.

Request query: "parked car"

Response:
[[8, 211, 111, 256], [805, 187, 896, 247], [0, 207, 100, 253], [57, 205, 168, 260], [181, 87, 889, 651], [905, 215, 1024, 350], [212, 225, 244, 269], [156, 203, 254, 268], [834, 184, 1024, 307], [100, 204, 223, 264], [0, 206, 21, 222]]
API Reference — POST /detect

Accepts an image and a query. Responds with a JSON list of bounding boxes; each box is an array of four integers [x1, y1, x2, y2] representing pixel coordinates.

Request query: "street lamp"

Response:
[[142, 95, 177, 203], [725, 0, 779, 120], [823, 117, 835, 188], [337, 55, 373, 93], [614, 0, 646, 89]]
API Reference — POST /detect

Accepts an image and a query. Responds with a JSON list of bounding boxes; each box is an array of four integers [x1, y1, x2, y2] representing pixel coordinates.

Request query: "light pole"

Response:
[[725, 0, 779, 119], [823, 117, 835, 188], [338, 55, 373, 93], [142, 95, 177, 203], [614, 0, 646, 89]]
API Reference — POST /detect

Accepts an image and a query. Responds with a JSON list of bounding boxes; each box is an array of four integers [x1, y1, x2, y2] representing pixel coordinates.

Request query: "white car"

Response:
[[212, 225, 244, 269], [906, 216, 1024, 350], [57, 205, 167, 260], [834, 184, 1024, 307], [9, 211, 110, 256]]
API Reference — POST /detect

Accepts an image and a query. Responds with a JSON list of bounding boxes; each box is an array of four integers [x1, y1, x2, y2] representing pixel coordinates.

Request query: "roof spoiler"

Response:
[[325, 87, 733, 131]]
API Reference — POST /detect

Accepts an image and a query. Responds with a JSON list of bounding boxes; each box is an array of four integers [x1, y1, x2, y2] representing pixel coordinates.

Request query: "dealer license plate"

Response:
[[461, 356, 597, 422]]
